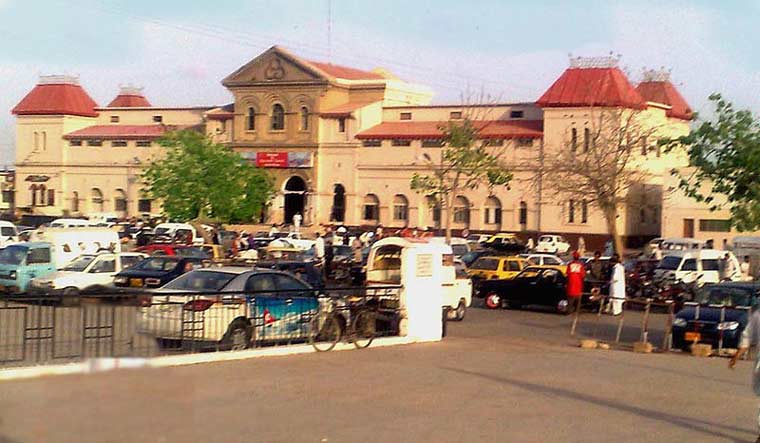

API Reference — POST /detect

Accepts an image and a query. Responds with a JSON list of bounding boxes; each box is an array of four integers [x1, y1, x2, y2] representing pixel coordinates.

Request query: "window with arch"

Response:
[[246, 107, 256, 131], [114, 189, 127, 212], [331, 184, 345, 222], [484, 196, 502, 225], [393, 195, 409, 222], [363, 194, 380, 221], [271, 103, 285, 131], [426, 196, 441, 225], [91, 188, 104, 212], [519, 201, 528, 226], [453, 196, 470, 225], [71, 191, 79, 213], [29, 185, 38, 206], [300, 106, 309, 131]]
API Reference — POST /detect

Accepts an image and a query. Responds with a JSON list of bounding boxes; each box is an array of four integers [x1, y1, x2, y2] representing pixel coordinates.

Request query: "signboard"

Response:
[[415, 254, 433, 278], [241, 151, 313, 168]]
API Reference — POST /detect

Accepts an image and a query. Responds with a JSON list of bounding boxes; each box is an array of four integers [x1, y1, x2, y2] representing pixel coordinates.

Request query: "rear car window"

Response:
[[505, 260, 522, 271]]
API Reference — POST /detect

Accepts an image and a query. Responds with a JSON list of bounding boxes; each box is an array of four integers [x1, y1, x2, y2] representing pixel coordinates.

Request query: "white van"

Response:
[[49, 218, 94, 229], [660, 237, 705, 251], [153, 223, 204, 246], [0, 221, 19, 247], [654, 249, 740, 285], [29, 228, 122, 269]]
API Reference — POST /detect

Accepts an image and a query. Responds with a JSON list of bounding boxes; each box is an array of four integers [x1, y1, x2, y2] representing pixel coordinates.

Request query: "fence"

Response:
[[0, 285, 402, 368]]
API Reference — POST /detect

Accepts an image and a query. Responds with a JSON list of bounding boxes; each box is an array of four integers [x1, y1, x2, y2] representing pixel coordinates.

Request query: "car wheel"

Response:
[[220, 318, 252, 351], [454, 300, 466, 321], [557, 299, 571, 315], [484, 292, 501, 310]]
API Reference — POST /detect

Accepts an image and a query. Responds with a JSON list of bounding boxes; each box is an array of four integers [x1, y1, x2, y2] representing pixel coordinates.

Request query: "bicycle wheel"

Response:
[[352, 310, 376, 349], [309, 312, 342, 352]]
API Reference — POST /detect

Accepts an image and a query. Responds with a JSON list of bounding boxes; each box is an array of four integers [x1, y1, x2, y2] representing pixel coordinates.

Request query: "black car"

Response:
[[254, 260, 324, 289], [672, 282, 760, 351], [478, 266, 574, 314], [114, 256, 205, 289]]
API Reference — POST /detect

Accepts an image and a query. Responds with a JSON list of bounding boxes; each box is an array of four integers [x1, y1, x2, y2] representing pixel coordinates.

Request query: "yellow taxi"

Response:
[[467, 255, 527, 281]]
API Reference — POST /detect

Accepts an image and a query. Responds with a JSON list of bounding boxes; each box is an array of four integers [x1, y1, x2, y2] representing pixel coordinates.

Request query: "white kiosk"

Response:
[[366, 237, 448, 342]]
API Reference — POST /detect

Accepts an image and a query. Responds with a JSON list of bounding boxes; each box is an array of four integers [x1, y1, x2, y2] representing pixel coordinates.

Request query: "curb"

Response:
[[0, 336, 426, 382]]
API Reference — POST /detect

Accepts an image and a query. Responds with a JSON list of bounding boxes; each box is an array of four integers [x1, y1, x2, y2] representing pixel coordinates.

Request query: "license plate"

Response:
[[685, 332, 701, 342], [130, 278, 143, 287]]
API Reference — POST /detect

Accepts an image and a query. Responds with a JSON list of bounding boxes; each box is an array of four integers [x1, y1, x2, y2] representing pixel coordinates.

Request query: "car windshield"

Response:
[[658, 256, 682, 270], [697, 286, 754, 307], [471, 258, 499, 271], [539, 236, 552, 243], [162, 271, 236, 291], [63, 255, 97, 272], [134, 257, 180, 272], [0, 245, 27, 265], [154, 227, 171, 236]]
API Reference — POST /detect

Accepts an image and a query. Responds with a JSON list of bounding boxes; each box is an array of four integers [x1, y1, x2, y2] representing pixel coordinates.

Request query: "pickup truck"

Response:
[[28, 252, 147, 296]]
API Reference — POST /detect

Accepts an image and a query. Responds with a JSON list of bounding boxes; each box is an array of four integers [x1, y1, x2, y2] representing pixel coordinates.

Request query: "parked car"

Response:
[[672, 282, 760, 351], [137, 268, 320, 349], [654, 249, 740, 286], [0, 221, 19, 248], [535, 235, 571, 254], [461, 250, 491, 268], [478, 265, 572, 313], [255, 259, 324, 289], [152, 222, 204, 246], [466, 233, 491, 247], [519, 253, 564, 266], [114, 256, 205, 289], [137, 244, 209, 258], [269, 232, 315, 251], [467, 256, 527, 282], [28, 252, 147, 296], [481, 233, 526, 253]]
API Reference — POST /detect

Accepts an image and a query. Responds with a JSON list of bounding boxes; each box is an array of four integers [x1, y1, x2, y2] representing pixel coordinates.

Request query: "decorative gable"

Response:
[[222, 46, 327, 86]]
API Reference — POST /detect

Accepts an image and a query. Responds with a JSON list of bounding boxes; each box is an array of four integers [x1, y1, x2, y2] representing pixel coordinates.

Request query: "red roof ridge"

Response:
[[537, 66, 644, 109], [635, 80, 693, 120], [12, 77, 99, 117]]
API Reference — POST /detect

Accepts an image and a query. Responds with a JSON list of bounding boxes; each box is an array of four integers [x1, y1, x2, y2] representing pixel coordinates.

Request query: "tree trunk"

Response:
[[444, 193, 453, 243], [602, 206, 624, 256]]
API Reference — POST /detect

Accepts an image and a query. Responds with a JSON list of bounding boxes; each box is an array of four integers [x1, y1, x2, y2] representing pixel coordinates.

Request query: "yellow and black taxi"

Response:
[[467, 256, 527, 283], [476, 265, 571, 312]]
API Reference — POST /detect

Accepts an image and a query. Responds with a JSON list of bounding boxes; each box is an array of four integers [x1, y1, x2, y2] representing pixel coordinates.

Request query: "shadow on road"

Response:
[[442, 366, 755, 442]]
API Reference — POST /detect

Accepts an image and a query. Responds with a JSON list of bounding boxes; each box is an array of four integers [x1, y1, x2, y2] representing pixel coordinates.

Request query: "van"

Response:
[[0, 221, 19, 247], [49, 218, 93, 229], [153, 223, 204, 246], [660, 237, 705, 251], [654, 249, 740, 285], [30, 228, 121, 268]]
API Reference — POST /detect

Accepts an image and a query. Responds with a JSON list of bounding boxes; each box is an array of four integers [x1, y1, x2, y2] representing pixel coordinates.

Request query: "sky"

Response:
[[2, 0, 760, 166]]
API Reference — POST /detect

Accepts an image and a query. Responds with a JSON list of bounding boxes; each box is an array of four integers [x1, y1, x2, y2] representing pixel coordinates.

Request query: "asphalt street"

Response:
[[0, 304, 756, 443]]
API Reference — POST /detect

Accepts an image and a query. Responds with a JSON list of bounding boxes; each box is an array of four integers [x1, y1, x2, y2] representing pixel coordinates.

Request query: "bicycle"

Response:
[[309, 295, 377, 352]]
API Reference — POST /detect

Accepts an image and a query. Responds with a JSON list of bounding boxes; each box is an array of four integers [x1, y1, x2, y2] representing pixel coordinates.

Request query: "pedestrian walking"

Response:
[[730, 305, 760, 443], [566, 251, 586, 312], [742, 256, 753, 282], [293, 212, 302, 233], [608, 253, 625, 316]]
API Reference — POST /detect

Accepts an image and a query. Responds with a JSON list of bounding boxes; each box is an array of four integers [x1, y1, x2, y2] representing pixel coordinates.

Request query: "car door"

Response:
[[87, 254, 117, 288], [536, 269, 563, 306], [273, 273, 318, 339], [244, 273, 279, 340], [25, 246, 54, 283]]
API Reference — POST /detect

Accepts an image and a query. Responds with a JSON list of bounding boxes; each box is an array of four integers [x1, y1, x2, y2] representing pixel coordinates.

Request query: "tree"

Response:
[[410, 117, 512, 241], [142, 130, 274, 223], [664, 94, 760, 232], [535, 107, 658, 255]]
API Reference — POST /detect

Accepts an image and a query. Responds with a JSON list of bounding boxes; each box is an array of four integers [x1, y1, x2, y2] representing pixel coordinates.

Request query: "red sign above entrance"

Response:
[[255, 152, 289, 168]]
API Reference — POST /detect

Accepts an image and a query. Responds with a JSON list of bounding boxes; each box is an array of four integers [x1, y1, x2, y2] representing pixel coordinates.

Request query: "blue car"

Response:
[[672, 282, 760, 351], [137, 267, 320, 350]]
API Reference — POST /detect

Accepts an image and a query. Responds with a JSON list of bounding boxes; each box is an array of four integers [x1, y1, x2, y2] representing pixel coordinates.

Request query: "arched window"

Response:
[[71, 191, 79, 213], [331, 184, 345, 222], [271, 103, 285, 131], [453, 196, 470, 225], [30, 185, 38, 206], [393, 195, 409, 223], [91, 188, 104, 212], [426, 196, 441, 227], [363, 194, 380, 221], [38, 185, 47, 206], [246, 107, 256, 131], [484, 196, 502, 225], [114, 189, 127, 212], [300, 106, 309, 131], [519, 201, 528, 226]]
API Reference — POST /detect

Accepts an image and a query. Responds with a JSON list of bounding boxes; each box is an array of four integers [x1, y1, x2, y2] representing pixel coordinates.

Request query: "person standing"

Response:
[[566, 251, 586, 312], [722, 253, 737, 281], [608, 254, 625, 316], [742, 256, 753, 282], [293, 212, 302, 233], [324, 232, 334, 281], [589, 251, 605, 284], [729, 305, 760, 443], [577, 236, 586, 257], [351, 236, 364, 286], [315, 232, 325, 265]]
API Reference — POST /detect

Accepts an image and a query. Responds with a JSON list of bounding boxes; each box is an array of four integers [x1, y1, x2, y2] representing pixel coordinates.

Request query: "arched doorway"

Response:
[[331, 184, 345, 222], [283, 176, 306, 225]]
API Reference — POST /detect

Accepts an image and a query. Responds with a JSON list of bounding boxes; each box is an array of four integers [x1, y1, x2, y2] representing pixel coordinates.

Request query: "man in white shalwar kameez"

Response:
[[608, 253, 625, 316]]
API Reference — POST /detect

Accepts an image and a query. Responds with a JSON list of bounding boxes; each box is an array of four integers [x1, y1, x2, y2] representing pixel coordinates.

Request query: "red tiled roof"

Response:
[[321, 101, 379, 117], [356, 120, 543, 140], [107, 94, 152, 108], [63, 125, 166, 140], [308, 61, 385, 81], [636, 81, 693, 120], [537, 67, 644, 109], [12, 83, 98, 117]]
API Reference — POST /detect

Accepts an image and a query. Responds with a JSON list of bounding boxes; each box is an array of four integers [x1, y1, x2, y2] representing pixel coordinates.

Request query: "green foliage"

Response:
[[664, 94, 760, 231], [142, 130, 274, 223]]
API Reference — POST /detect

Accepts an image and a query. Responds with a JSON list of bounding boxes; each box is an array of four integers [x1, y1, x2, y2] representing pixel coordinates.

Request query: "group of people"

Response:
[[564, 250, 626, 315]]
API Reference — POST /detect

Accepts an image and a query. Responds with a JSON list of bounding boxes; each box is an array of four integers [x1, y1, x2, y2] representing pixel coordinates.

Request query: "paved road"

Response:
[[0, 305, 756, 443]]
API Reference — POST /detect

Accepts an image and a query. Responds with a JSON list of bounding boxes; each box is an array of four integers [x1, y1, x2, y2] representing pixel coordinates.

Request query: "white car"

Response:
[[0, 221, 18, 247], [28, 252, 147, 296], [447, 260, 473, 321], [270, 232, 315, 251], [519, 253, 564, 266], [535, 235, 571, 254]]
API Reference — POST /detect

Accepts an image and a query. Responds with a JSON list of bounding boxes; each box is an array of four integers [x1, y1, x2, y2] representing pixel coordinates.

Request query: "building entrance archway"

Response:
[[284, 176, 306, 225]]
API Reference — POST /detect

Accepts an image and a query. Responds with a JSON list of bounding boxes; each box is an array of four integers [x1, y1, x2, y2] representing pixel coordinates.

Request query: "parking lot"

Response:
[[0, 304, 756, 443]]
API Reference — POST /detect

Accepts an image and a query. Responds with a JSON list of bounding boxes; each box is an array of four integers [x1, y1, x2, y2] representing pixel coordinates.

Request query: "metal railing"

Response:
[[0, 286, 402, 368]]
